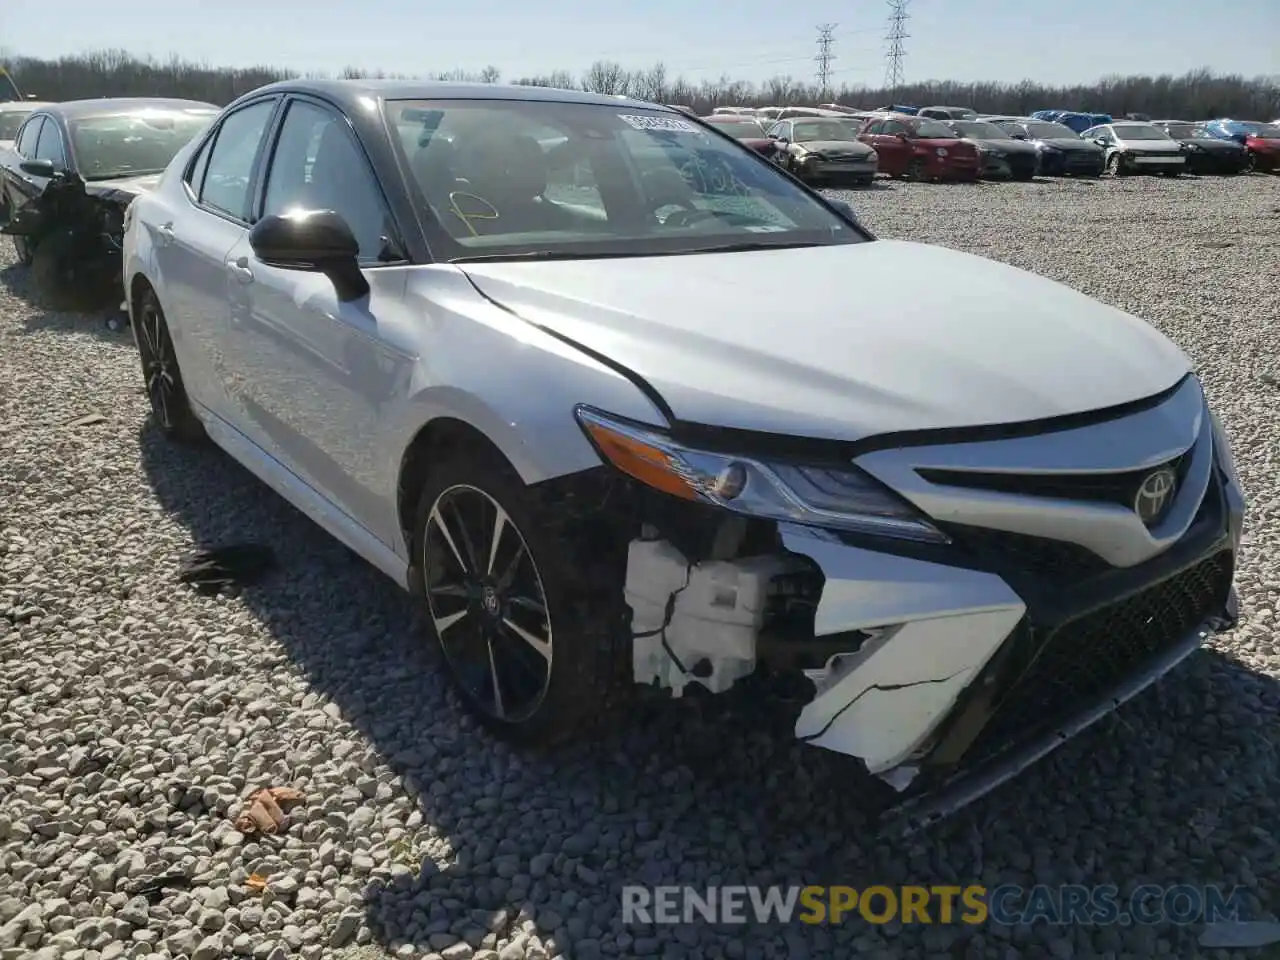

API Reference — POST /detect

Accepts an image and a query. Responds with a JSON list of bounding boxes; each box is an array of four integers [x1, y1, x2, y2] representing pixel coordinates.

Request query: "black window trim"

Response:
[[181, 94, 283, 227], [16, 114, 46, 158], [251, 92, 410, 268]]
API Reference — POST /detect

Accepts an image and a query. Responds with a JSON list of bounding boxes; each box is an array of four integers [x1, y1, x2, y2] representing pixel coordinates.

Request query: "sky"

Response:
[[2, 0, 1277, 89]]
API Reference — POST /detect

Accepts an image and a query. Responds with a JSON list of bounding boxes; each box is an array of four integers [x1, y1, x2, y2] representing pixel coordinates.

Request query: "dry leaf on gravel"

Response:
[[232, 786, 306, 836]]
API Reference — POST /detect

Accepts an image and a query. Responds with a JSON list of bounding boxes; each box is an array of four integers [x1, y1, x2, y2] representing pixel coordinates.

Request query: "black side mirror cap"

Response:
[[249, 209, 370, 302], [19, 158, 57, 178]]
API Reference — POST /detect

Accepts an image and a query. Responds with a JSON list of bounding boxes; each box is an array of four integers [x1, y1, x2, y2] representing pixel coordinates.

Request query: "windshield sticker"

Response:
[[619, 114, 698, 133]]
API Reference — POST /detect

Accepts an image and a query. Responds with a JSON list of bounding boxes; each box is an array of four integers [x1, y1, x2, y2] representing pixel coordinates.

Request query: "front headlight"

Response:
[[575, 407, 948, 543]]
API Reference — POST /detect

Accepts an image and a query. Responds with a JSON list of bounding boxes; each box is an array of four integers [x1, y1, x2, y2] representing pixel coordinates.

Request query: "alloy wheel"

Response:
[[423, 484, 553, 723], [137, 299, 179, 430], [1106, 154, 1121, 176]]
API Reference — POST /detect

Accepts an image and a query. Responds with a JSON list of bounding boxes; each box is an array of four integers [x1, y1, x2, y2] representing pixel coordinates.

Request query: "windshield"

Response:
[[1114, 124, 1169, 141], [949, 120, 1010, 139], [710, 119, 765, 139], [1161, 123, 1204, 139], [69, 110, 218, 179], [1023, 121, 1077, 139], [792, 119, 853, 141], [0, 109, 33, 140], [388, 99, 861, 261], [912, 118, 957, 138]]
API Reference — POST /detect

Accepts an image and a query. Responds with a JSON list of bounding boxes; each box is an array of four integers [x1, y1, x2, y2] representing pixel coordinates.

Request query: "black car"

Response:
[[0, 97, 218, 309], [942, 119, 1039, 180], [993, 119, 1105, 177], [1153, 121, 1249, 175]]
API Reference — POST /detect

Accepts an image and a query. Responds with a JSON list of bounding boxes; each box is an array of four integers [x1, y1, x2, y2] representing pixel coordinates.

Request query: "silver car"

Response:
[[1084, 122, 1187, 177], [122, 80, 1244, 830]]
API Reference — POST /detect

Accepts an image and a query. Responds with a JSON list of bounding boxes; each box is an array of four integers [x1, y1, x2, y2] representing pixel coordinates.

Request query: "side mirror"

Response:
[[19, 158, 57, 179], [249, 209, 370, 303], [1093, 137, 1107, 146], [1009, 132, 1027, 140]]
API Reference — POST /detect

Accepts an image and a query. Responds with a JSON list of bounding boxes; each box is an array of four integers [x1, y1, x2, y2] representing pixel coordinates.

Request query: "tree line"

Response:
[[3, 49, 1278, 121]]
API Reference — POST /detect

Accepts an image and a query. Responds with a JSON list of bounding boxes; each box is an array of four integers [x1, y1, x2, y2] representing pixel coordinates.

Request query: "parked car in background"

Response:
[[1030, 109, 1112, 133], [1202, 119, 1280, 173], [917, 105, 977, 120], [857, 114, 981, 181], [1152, 121, 1249, 175], [702, 114, 781, 162], [941, 119, 1039, 180], [756, 106, 784, 122], [667, 104, 697, 116], [122, 79, 1245, 833], [0, 101, 53, 151], [768, 117, 878, 185], [0, 97, 218, 310], [1082, 122, 1186, 177], [993, 119, 1105, 177]]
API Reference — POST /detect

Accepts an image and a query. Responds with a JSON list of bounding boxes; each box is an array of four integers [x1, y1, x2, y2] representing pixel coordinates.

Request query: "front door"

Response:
[[220, 96, 414, 544]]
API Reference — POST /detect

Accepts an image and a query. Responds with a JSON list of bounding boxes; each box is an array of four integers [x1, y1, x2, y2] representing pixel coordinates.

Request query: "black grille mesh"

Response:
[[966, 550, 1232, 761]]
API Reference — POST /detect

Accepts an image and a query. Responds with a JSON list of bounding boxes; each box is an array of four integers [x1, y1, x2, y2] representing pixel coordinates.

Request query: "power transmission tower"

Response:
[[885, 0, 910, 95], [815, 23, 837, 97]]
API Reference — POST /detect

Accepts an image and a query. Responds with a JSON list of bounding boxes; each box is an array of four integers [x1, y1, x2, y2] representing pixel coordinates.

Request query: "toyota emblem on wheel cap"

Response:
[[1134, 466, 1177, 526]]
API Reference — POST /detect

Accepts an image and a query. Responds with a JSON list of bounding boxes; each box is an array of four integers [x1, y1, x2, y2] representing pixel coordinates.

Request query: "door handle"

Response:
[[226, 256, 254, 284], [156, 222, 175, 246]]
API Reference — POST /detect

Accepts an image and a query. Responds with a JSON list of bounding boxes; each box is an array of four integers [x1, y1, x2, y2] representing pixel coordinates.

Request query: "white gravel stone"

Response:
[[0, 175, 1277, 960]]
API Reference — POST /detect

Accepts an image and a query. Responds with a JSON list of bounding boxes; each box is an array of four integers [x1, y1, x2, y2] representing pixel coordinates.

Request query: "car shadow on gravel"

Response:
[[137, 423, 1280, 957], [0, 263, 132, 340]]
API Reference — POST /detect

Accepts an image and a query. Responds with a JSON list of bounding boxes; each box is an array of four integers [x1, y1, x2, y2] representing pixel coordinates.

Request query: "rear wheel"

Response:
[[413, 449, 619, 745], [134, 289, 207, 443]]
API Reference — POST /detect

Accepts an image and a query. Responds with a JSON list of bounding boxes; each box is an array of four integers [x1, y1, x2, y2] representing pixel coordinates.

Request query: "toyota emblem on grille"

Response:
[[1134, 466, 1177, 526]]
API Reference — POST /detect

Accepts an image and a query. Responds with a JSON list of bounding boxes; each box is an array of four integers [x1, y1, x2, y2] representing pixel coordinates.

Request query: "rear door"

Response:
[[151, 97, 280, 422], [4, 116, 48, 212]]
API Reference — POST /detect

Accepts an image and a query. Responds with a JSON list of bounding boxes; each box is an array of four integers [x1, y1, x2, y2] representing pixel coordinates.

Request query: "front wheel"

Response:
[[905, 158, 927, 182], [412, 450, 620, 745], [1245, 151, 1257, 173], [133, 289, 207, 443]]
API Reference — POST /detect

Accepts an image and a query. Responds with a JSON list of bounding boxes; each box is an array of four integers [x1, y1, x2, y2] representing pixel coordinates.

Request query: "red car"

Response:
[[857, 114, 981, 181], [701, 115, 781, 162]]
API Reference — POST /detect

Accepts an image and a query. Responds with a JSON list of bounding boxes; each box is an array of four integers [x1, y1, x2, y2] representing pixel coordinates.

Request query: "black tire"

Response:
[[1163, 170, 1180, 178], [905, 158, 927, 182], [1105, 153, 1122, 177], [12, 234, 34, 266], [133, 288, 207, 443], [1013, 170, 1035, 182], [411, 448, 619, 746], [1245, 151, 1257, 173]]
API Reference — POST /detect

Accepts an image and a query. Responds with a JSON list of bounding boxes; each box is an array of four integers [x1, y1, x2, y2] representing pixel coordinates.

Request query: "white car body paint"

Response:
[[458, 240, 1191, 442]]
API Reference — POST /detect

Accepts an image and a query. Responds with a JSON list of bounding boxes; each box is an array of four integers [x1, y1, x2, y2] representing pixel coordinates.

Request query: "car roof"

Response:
[[233, 78, 668, 112], [0, 100, 53, 112], [40, 97, 219, 120]]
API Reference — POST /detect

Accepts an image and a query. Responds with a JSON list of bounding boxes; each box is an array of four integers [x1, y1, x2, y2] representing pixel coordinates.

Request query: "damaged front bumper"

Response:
[[619, 381, 1245, 828]]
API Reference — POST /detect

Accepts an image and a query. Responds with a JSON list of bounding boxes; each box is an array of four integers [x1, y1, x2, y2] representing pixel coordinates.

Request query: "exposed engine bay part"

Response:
[[2, 167, 141, 313], [624, 537, 813, 696]]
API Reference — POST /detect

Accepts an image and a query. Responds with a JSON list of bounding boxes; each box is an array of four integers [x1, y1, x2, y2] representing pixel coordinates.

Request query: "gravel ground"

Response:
[[2, 173, 1279, 960]]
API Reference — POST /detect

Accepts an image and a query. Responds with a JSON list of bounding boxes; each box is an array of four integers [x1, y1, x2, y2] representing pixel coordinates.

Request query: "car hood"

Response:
[[458, 240, 1191, 441], [85, 172, 163, 203], [1179, 138, 1240, 151], [966, 137, 1038, 154], [1035, 138, 1102, 151], [796, 139, 875, 157]]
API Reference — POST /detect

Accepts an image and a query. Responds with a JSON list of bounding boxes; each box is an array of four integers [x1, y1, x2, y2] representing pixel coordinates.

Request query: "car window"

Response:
[[185, 134, 212, 198], [200, 100, 277, 221], [0, 109, 33, 141], [863, 120, 883, 135], [389, 98, 860, 261], [884, 120, 908, 135], [262, 98, 397, 262], [16, 116, 43, 157], [33, 122, 67, 168]]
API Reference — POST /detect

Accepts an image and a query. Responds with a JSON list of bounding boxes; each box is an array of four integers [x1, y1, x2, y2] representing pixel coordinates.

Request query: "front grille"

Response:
[[917, 447, 1195, 510], [965, 550, 1232, 762], [938, 523, 1113, 580]]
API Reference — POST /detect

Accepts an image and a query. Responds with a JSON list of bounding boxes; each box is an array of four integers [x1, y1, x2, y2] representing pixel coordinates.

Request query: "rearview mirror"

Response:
[[19, 159, 57, 179], [249, 209, 370, 303]]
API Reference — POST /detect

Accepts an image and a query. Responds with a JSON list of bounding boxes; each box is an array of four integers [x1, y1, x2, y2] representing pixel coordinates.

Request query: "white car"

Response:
[[1083, 122, 1187, 177], [122, 80, 1245, 831]]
